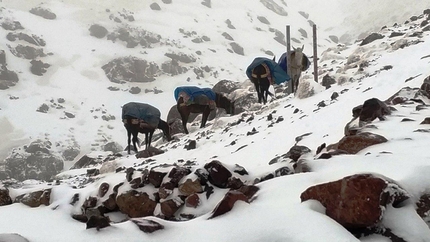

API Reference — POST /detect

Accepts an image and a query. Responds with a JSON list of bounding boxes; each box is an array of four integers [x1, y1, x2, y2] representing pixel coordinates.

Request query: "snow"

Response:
[[1, 0, 430, 241]]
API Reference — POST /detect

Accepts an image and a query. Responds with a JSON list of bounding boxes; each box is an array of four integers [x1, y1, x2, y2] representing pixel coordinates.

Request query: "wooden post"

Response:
[[312, 24, 318, 83], [286, 25, 292, 94]]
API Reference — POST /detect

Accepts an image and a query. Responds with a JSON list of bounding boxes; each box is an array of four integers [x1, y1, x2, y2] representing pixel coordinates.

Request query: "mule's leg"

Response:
[[126, 127, 132, 154], [201, 106, 211, 128], [253, 82, 262, 104], [144, 132, 149, 150], [131, 130, 139, 153], [148, 130, 154, 149], [177, 97, 190, 134]]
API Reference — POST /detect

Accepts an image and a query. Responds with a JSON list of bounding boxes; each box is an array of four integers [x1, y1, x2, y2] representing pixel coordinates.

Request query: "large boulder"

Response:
[[337, 132, 388, 154], [4, 140, 64, 181], [204, 160, 232, 188], [102, 56, 159, 83], [301, 173, 409, 229], [116, 190, 157, 218]]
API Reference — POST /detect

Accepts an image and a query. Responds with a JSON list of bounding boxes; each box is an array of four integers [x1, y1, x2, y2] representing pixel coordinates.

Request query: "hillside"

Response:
[[1, 1, 430, 242]]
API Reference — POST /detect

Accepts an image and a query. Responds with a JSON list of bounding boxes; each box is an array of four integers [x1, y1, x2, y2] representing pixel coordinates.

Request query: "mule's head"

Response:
[[216, 93, 235, 115], [158, 119, 173, 142]]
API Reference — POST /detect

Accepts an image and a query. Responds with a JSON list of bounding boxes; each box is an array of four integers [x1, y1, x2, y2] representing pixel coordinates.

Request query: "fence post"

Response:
[[286, 25, 292, 94], [312, 24, 318, 83]]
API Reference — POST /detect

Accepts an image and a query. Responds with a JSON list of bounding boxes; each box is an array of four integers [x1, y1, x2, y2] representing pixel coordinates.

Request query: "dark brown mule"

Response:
[[177, 93, 234, 134], [250, 62, 274, 104], [123, 116, 172, 154]]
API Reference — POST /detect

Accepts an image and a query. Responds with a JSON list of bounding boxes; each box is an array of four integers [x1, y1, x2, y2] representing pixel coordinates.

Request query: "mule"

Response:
[[122, 102, 172, 154], [250, 61, 274, 104], [289, 45, 306, 92], [247, 57, 290, 104], [175, 87, 235, 134]]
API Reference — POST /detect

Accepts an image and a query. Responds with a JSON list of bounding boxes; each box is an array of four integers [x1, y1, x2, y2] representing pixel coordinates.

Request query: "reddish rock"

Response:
[[300, 174, 409, 229], [185, 193, 200, 208], [15, 189, 51, 207], [0, 187, 12, 206], [148, 169, 168, 188], [132, 218, 164, 233], [209, 190, 249, 219], [337, 132, 388, 154], [116, 190, 157, 218], [101, 193, 118, 211], [179, 178, 203, 196], [237, 185, 260, 201], [160, 198, 183, 218], [204, 160, 232, 188]]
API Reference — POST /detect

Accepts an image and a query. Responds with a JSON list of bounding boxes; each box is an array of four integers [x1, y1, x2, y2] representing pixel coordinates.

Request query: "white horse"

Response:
[[289, 45, 306, 92]]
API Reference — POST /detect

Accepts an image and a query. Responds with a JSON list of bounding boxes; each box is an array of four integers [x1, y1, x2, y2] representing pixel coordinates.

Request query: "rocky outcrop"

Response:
[[102, 56, 159, 83], [337, 132, 388, 154], [301, 173, 409, 229], [4, 140, 64, 181]]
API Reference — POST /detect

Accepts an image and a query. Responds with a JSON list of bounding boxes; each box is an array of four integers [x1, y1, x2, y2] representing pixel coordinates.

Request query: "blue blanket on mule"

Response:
[[246, 57, 290, 85], [174, 86, 216, 101], [278, 51, 311, 73], [121, 102, 161, 127]]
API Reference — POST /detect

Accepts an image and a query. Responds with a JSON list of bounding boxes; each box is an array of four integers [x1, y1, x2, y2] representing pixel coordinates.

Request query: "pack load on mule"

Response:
[[122, 102, 171, 154], [246, 57, 291, 104], [174, 86, 217, 109], [278, 46, 311, 92], [174, 86, 235, 134]]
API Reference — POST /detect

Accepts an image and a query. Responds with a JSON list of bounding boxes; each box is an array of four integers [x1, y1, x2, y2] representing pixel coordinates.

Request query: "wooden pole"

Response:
[[286, 25, 292, 93], [312, 24, 318, 83]]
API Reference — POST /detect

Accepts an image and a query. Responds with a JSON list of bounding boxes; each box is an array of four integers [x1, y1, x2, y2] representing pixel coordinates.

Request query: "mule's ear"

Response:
[[272, 56, 276, 61], [301, 45, 304, 51], [292, 46, 296, 51]]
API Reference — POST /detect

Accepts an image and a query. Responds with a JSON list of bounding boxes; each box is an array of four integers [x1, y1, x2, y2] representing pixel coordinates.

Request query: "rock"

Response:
[[204, 160, 232, 188], [9, 44, 46, 59], [185, 193, 200, 208], [132, 218, 164, 233], [135, 146, 165, 158], [360, 33, 384, 46], [229, 42, 244, 55], [209, 190, 248, 219], [321, 74, 336, 89], [160, 198, 183, 218], [102, 56, 159, 83], [148, 169, 168, 188], [359, 98, 391, 124], [0, 186, 12, 206], [86, 215, 110, 230], [179, 178, 203, 196], [4, 150, 63, 181], [116, 190, 157, 217], [15, 189, 51, 207], [301, 173, 409, 229], [30, 59, 50, 76], [89, 24, 108, 38], [286, 145, 311, 162], [29, 7, 57, 20], [337, 132, 388, 154]]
